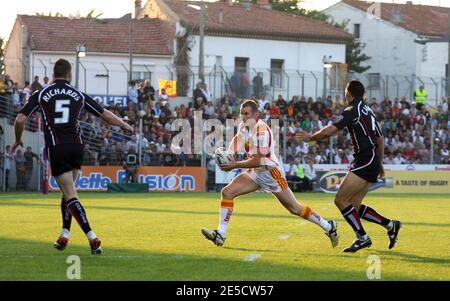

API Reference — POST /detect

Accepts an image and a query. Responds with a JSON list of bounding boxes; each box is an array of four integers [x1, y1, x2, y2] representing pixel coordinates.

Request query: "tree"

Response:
[[234, 0, 371, 73], [34, 12, 64, 17], [34, 10, 103, 19], [85, 9, 103, 19]]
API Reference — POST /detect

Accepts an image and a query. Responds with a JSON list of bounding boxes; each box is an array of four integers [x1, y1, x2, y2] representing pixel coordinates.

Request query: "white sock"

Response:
[[60, 228, 70, 238], [217, 199, 234, 238], [86, 230, 97, 241], [385, 220, 394, 231], [300, 206, 332, 232]]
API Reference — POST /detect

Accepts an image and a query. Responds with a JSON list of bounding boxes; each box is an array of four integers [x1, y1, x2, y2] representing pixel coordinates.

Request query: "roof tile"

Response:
[[18, 15, 173, 55], [160, 0, 352, 42], [342, 0, 448, 37]]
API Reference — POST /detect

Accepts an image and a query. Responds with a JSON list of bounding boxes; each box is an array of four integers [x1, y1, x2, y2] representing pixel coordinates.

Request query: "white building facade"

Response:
[[4, 15, 174, 106], [324, 0, 449, 104], [139, 0, 352, 101]]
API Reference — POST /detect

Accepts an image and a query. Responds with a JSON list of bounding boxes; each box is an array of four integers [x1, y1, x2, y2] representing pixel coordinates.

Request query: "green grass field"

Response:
[[0, 192, 449, 280]]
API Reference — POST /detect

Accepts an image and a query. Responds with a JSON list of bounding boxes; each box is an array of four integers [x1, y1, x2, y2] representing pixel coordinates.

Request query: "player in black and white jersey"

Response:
[[297, 80, 401, 253], [11, 59, 133, 255]]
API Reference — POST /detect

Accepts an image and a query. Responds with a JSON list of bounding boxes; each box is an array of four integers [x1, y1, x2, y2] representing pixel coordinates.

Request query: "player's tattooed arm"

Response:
[[296, 124, 338, 142]]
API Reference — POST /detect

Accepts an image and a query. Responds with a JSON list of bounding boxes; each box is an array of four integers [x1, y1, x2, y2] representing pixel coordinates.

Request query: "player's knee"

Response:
[[221, 186, 235, 200], [334, 194, 345, 207]]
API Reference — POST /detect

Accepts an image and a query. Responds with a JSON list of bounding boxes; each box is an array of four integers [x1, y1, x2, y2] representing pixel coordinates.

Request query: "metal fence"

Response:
[[168, 65, 449, 108]]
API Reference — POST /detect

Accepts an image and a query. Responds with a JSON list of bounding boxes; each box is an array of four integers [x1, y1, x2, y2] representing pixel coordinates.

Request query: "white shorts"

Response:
[[247, 167, 288, 193]]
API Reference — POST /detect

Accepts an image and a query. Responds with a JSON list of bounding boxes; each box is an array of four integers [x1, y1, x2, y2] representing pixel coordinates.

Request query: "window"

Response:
[[270, 59, 284, 88], [367, 73, 381, 90], [132, 71, 152, 83], [235, 57, 249, 74], [215, 56, 223, 68], [354, 23, 360, 39]]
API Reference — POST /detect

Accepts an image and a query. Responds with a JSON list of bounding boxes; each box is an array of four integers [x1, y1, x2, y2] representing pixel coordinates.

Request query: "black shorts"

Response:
[[350, 150, 381, 183], [47, 144, 84, 177]]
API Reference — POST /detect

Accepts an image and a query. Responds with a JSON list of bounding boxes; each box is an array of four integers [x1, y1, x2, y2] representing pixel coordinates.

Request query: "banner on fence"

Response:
[[215, 164, 450, 194], [158, 80, 177, 98], [49, 166, 205, 192], [315, 165, 450, 194]]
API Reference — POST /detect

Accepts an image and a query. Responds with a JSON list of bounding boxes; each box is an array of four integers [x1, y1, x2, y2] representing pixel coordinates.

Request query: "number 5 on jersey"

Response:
[[55, 100, 71, 124]]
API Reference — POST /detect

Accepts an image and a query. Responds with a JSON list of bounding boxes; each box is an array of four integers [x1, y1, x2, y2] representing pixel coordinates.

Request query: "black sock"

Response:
[[341, 205, 367, 237], [66, 198, 92, 234], [359, 205, 391, 228], [61, 198, 72, 230]]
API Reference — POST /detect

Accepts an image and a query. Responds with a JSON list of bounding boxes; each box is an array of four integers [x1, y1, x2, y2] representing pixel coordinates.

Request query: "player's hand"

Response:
[[9, 141, 23, 155], [379, 164, 385, 178], [122, 124, 134, 134], [220, 162, 236, 172], [295, 130, 311, 142]]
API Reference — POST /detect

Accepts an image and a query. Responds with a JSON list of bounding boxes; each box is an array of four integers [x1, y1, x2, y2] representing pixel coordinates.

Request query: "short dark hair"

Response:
[[346, 80, 365, 99], [240, 99, 258, 113], [53, 59, 72, 78]]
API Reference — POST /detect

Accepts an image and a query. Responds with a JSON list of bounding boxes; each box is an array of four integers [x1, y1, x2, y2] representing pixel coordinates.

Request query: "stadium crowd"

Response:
[[71, 82, 450, 169], [1, 75, 449, 174]]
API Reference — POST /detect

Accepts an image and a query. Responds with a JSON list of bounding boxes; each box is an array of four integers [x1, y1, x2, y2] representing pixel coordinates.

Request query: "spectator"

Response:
[[0, 75, 6, 96], [155, 137, 166, 153], [4, 75, 14, 96], [393, 152, 405, 164], [24, 146, 38, 190], [201, 83, 212, 103], [83, 144, 97, 165], [193, 84, 207, 111], [229, 72, 241, 98], [15, 149, 26, 191], [240, 72, 250, 98], [152, 102, 162, 119], [159, 88, 169, 106], [284, 157, 302, 192], [258, 94, 269, 112], [4, 145, 13, 191], [269, 102, 280, 118], [252, 72, 263, 98], [43, 76, 50, 87], [137, 81, 146, 110], [127, 80, 139, 110], [413, 85, 427, 111], [205, 101, 215, 118], [304, 157, 317, 191], [125, 135, 138, 153], [12, 82, 21, 107], [275, 94, 287, 115], [31, 76, 42, 93], [143, 79, 156, 105]]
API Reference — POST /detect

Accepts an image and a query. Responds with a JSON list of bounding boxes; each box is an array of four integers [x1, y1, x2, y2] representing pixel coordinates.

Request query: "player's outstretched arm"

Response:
[[296, 124, 338, 143], [10, 113, 27, 154], [220, 153, 262, 171], [100, 109, 134, 134]]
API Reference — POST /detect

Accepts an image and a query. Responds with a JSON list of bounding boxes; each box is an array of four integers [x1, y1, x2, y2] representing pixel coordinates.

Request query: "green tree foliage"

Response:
[[34, 10, 103, 19]]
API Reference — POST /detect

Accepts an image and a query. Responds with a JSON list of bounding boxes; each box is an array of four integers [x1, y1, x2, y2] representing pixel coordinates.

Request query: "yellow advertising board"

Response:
[[376, 170, 450, 193]]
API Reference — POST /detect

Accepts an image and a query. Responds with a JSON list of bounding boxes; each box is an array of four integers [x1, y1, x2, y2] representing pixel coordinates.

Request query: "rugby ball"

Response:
[[214, 147, 233, 165]]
